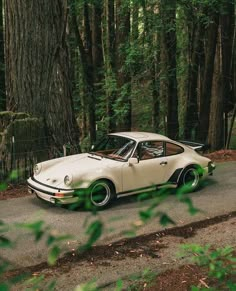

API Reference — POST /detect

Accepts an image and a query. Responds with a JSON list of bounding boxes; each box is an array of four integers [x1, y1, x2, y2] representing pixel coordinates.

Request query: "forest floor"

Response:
[[1, 149, 236, 290]]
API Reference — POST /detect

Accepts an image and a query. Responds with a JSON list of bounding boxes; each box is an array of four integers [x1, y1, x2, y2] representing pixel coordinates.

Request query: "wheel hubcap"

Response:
[[183, 168, 199, 188], [90, 182, 111, 207]]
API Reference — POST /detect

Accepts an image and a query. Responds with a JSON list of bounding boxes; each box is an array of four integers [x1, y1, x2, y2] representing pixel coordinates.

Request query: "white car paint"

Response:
[[27, 132, 215, 207]]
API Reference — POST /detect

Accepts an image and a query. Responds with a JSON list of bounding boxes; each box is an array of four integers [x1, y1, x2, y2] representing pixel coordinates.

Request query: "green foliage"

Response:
[[0, 236, 13, 249], [0, 183, 7, 191], [81, 220, 103, 251], [74, 280, 98, 291], [48, 246, 61, 266], [0, 216, 72, 290], [17, 220, 46, 242], [128, 268, 157, 290], [181, 244, 236, 290], [0, 283, 9, 291], [177, 188, 200, 215], [116, 278, 123, 291], [159, 213, 175, 226], [23, 275, 56, 291], [137, 188, 176, 227]]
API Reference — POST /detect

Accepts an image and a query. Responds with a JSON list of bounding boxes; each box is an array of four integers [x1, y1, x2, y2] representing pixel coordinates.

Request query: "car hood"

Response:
[[34, 153, 121, 188]]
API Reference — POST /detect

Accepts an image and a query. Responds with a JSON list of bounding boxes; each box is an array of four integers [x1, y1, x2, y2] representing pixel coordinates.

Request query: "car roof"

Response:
[[109, 132, 172, 142]]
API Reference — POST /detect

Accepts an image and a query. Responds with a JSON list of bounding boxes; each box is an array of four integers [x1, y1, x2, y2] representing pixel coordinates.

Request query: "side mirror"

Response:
[[128, 157, 139, 166]]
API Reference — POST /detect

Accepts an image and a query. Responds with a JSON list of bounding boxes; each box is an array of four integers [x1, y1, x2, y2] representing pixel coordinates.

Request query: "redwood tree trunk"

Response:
[[84, 2, 96, 143], [92, 0, 103, 85], [184, 20, 205, 139], [208, 31, 224, 150], [105, 0, 116, 132], [221, 0, 235, 145], [0, 0, 5, 110], [198, 13, 219, 142], [71, 2, 97, 143], [115, 0, 131, 131], [159, 0, 179, 139], [92, 0, 104, 134], [4, 0, 80, 151]]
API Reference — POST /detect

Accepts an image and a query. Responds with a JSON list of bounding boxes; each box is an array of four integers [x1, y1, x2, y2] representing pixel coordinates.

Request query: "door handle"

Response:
[[160, 161, 167, 165]]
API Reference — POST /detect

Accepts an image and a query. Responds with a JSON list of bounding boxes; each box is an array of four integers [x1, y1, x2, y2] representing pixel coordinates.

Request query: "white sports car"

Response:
[[27, 132, 215, 209]]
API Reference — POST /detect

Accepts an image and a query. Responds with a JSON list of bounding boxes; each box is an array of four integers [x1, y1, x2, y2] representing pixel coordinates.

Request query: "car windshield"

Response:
[[89, 135, 136, 161]]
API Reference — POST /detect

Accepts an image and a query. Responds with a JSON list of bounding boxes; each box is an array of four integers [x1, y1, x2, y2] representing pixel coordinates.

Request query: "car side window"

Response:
[[133, 141, 164, 161], [165, 142, 184, 156]]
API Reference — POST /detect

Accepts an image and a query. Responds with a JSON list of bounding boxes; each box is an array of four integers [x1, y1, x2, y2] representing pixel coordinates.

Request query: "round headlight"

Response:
[[33, 164, 42, 175], [64, 175, 73, 186]]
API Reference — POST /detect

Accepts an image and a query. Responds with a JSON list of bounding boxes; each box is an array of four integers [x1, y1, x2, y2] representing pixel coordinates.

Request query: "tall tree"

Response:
[[159, 0, 179, 139], [92, 0, 104, 136], [179, 2, 206, 140], [92, 0, 103, 101], [71, 1, 97, 143], [221, 0, 235, 143], [197, 12, 219, 142], [0, 0, 5, 111], [104, 0, 116, 132], [4, 0, 80, 150], [115, 0, 131, 131], [208, 0, 235, 150], [208, 31, 224, 150]]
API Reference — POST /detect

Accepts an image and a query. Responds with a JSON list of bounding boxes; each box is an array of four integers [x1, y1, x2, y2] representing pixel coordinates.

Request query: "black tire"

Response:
[[89, 180, 115, 209], [179, 166, 200, 192]]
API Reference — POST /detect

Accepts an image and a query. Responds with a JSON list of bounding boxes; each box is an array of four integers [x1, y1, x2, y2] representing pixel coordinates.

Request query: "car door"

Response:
[[162, 142, 185, 181], [121, 141, 169, 193]]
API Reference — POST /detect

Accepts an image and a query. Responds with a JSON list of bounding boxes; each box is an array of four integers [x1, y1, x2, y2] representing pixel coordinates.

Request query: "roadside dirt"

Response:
[[0, 183, 28, 200], [2, 212, 236, 290], [204, 149, 236, 163]]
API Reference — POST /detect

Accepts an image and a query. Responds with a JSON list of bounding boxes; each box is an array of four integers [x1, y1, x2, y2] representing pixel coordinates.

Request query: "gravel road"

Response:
[[1, 162, 236, 269]]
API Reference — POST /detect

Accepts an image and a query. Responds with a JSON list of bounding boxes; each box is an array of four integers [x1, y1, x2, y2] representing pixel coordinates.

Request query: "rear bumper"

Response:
[[207, 161, 216, 175], [202, 162, 216, 178], [27, 177, 79, 205]]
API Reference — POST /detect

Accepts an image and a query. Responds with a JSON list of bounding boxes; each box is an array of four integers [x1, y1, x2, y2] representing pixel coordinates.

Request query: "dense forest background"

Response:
[[0, 0, 236, 176]]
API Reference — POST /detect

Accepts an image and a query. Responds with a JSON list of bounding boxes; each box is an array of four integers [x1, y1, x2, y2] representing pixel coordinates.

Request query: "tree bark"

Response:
[[115, 0, 131, 131], [208, 30, 224, 150], [4, 0, 80, 151], [198, 13, 219, 142], [92, 0, 104, 132], [84, 3, 96, 143], [159, 0, 178, 139], [105, 0, 116, 132], [184, 20, 205, 139], [70, 2, 96, 143], [220, 0, 235, 145], [0, 0, 5, 110], [92, 1, 103, 83]]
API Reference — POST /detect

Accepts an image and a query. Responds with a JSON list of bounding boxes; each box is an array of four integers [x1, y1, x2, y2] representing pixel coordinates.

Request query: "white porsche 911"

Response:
[[27, 132, 215, 209]]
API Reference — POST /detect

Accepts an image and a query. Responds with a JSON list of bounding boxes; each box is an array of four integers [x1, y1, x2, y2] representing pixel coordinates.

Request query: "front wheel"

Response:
[[179, 166, 200, 192], [89, 180, 115, 209]]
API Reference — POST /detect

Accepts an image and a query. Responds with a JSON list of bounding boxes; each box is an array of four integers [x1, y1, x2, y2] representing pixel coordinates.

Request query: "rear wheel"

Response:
[[179, 166, 200, 192], [89, 180, 115, 209]]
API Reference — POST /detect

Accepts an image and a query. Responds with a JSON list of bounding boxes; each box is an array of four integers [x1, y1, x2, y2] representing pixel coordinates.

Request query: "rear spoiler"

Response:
[[179, 140, 209, 152]]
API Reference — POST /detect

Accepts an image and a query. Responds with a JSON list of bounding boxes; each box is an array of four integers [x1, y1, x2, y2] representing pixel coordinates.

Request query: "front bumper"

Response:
[[27, 177, 79, 205]]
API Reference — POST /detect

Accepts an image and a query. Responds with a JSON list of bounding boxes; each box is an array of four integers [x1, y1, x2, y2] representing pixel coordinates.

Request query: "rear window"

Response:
[[166, 142, 184, 156]]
